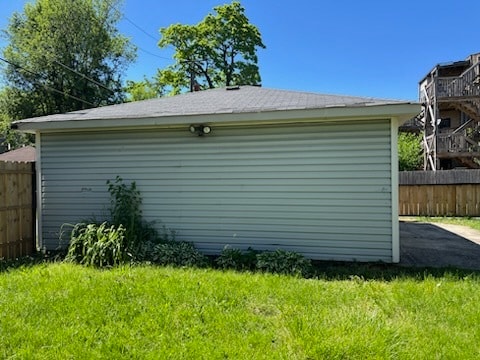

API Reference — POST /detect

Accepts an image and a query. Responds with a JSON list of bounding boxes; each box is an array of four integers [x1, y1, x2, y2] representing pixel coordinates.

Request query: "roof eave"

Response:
[[14, 102, 421, 133]]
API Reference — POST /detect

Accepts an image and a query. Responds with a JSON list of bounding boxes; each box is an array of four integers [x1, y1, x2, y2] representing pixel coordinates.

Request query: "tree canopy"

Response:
[[0, 89, 30, 148], [125, 79, 162, 102], [156, 1, 265, 95], [1, 0, 136, 122]]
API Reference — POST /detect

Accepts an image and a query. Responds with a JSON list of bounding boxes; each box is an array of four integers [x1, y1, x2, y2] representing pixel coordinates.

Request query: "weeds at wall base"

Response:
[[3, 251, 478, 281]]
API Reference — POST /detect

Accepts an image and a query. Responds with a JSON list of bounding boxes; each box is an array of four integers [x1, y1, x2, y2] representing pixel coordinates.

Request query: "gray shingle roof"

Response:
[[15, 86, 411, 125], [0, 146, 35, 162]]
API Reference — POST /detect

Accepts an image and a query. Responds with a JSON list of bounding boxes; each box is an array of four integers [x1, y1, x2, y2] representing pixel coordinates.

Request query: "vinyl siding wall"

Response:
[[39, 119, 393, 261]]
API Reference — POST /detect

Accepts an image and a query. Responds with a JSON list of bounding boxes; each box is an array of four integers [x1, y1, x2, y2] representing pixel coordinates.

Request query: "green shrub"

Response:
[[64, 222, 128, 267], [216, 247, 312, 276], [398, 132, 423, 171], [152, 241, 208, 268], [107, 176, 158, 249], [256, 249, 313, 277], [62, 177, 181, 266], [215, 246, 258, 271], [133, 226, 178, 263]]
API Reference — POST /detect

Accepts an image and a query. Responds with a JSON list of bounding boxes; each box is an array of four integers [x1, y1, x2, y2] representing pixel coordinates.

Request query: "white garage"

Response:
[[15, 86, 420, 262]]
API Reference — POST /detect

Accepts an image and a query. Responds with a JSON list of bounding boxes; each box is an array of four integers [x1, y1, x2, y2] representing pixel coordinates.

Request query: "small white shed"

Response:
[[15, 86, 420, 262]]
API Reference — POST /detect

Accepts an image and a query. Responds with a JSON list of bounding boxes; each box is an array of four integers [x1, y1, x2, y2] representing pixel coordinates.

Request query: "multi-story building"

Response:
[[418, 53, 480, 170]]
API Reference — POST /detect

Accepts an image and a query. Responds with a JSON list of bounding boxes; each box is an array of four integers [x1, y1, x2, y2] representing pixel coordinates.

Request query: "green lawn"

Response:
[[416, 216, 480, 231], [1, 263, 480, 359]]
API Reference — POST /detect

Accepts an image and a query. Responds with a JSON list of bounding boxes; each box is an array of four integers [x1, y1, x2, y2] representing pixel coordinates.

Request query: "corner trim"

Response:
[[35, 132, 43, 251], [391, 118, 400, 263]]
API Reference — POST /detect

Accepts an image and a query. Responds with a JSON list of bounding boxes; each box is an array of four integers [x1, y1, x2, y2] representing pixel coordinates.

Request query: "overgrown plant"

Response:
[[215, 246, 259, 271], [108, 176, 155, 243], [107, 176, 161, 260], [64, 222, 127, 267], [152, 241, 208, 268], [133, 226, 178, 262], [64, 177, 165, 266], [256, 249, 313, 277], [216, 246, 312, 276], [63, 177, 315, 274]]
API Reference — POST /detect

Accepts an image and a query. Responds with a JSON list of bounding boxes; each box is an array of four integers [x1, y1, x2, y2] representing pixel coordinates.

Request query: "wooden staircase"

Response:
[[420, 58, 480, 170]]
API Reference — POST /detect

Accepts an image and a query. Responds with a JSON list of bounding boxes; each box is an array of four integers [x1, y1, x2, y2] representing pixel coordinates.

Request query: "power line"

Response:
[[53, 60, 115, 94], [106, 0, 178, 60], [105, 0, 209, 73], [136, 46, 172, 61], [0, 1, 174, 105], [121, 15, 159, 43], [0, 56, 96, 107], [107, 1, 158, 43]]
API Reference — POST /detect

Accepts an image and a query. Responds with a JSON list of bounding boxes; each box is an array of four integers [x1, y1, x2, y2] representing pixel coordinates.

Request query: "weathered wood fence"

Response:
[[0, 162, 35, 259], [399, 170, 480, 216]]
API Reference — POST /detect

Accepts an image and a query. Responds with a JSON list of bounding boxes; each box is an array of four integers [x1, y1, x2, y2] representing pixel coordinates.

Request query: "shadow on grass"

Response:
[[0, 251, 65, 273], [311, 260, 480, 281], [2, 252, 479, 281]]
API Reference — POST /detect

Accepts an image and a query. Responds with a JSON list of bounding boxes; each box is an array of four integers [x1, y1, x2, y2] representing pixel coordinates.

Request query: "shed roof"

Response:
[[14, 86, 420, 131], [0, 146, 35, 162]]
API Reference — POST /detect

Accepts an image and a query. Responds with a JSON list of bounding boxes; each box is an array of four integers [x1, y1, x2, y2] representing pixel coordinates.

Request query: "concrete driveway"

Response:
[[400, 219, 480, 270]]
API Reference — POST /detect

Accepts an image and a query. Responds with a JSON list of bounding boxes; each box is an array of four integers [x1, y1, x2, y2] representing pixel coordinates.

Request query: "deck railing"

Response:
[[437, 131, 480, 154], [424, 63, 480, 100]]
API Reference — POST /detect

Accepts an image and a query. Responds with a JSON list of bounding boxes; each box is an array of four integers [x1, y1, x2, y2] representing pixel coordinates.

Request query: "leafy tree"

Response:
[[157, 1, 265, 95], [1, 0, 136, 122], [398, 132, 423, 171], [0, 89, 31, 150], [125, 79, 163, 102]]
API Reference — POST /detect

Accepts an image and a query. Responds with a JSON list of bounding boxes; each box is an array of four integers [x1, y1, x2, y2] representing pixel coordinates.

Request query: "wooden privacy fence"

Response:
[[0, 162, 35, 259], [399, 170, 480, 216]]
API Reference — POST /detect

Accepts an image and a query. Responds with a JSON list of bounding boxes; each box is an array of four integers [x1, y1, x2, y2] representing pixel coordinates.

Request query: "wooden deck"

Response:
[[420, 58, 480, 169], [425, 63, 480, 101], [436, 131, 480, 155]]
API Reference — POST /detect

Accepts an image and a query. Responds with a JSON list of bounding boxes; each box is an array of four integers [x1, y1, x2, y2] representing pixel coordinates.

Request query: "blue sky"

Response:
[[1, 0, 480, 101]]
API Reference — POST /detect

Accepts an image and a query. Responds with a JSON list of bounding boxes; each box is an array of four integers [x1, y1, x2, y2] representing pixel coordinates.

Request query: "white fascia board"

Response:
[[15, 103, 421, 133]]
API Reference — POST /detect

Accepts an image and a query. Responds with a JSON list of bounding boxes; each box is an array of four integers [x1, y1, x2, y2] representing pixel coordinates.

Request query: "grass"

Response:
[[415, 216, 480, 231], [1, 262, 480, 359]]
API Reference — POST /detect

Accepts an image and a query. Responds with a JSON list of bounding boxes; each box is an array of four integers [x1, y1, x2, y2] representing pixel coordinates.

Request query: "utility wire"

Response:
[[106, 0, 178, 59], [106, 0, 208, 72], [121, 14, 159, 42], [0, 1, 174, 104], [53, 60, 115, 94], [0, 56, 96, 107], [107, 1, 158, 43], [136, 46, 173, 61]]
